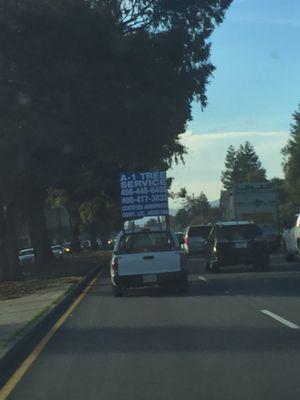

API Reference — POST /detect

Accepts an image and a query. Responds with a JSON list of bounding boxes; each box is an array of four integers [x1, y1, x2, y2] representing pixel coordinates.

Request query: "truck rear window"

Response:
[[118, 232, 177, 254]]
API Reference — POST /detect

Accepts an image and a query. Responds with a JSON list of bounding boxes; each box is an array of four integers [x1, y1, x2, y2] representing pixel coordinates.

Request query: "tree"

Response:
[[282, 105, 300, 204], [0, 0, 232, 279], [185, 192, 211, 223], [174, 191, 213, 229], [174, 209, 191, 231], [220, 145, 236, 190], [270, 177, 296, 229], [221, 141, 267, 189]]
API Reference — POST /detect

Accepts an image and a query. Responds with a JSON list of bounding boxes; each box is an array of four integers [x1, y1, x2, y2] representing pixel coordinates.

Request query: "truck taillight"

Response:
[[184, 236, 189, 245], [112, 257, 119, 273], [180, 253, 187, 269]]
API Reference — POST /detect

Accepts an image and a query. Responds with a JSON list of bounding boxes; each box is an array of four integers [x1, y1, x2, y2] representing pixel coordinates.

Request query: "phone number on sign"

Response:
[[122, 194, 168, 204], [121, 187, 167, 196]]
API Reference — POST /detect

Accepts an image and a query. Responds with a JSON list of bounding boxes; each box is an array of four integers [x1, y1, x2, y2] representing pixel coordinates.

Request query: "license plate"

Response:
[[143, 274, 157, 283], [235, 242, 247, 249]]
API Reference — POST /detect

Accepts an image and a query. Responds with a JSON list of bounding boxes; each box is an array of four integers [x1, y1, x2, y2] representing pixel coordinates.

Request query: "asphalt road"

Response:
[[5, 253, 300, 400]]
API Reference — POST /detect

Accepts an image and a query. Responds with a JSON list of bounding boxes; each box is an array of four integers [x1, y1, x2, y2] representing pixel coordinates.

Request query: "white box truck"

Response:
[[221, 182, 280, 251]]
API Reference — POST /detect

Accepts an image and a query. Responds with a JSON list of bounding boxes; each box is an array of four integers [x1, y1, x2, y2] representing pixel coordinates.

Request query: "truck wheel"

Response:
[[112, 285, 125, 297]]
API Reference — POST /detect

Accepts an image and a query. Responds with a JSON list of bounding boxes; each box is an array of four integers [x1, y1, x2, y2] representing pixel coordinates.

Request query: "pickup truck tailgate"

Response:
[[118, 251, 181, 276]]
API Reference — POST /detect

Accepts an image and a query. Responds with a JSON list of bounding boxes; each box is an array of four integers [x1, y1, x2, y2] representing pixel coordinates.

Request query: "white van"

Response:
[[110, 228, 188, 296]]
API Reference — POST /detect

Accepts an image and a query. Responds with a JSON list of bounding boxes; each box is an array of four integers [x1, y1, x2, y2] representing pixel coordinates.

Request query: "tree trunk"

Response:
[[89, 222, 98, 250], [4, 203, 22, 280], [0, 202, 22, 281], [68, 206, 82, 252], [29, 195, 53, 265], [0, 204, 7, 281]]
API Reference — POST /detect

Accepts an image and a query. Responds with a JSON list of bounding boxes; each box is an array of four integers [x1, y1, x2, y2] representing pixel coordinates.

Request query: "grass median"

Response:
[[0, 250, 111, 301]]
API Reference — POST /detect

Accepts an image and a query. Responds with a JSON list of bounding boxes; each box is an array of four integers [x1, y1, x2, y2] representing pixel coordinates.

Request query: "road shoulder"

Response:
[[0, 263, 104, 388]]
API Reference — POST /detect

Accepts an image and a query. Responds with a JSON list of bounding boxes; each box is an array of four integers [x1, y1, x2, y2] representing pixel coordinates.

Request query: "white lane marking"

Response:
[[198, 276, 208, 283], [261, 309, 300, 329]]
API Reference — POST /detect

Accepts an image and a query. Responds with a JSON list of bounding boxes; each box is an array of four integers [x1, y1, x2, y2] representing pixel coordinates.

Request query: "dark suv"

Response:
[[206, 221, 270, 272]]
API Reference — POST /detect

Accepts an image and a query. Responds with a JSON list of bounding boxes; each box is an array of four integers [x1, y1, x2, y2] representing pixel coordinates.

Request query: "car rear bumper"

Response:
[[112, 270, 186, 288], [267, 237, 281, 251], [214, 249, 268, 266]]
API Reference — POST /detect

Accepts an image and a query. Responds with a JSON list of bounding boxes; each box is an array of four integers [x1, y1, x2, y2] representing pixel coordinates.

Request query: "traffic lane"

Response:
[[189, 253, 300, 329], [187, 252, 300, 276], [7, 268, 300, 400]]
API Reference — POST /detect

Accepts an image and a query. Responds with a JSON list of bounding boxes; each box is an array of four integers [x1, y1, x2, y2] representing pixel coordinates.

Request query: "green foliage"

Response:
[[184, 192, 211, 221], [282, 105, 300, 204], [174, 209, 191, 230], [220, 145, 236, 191], [270, 177, 296, 229], [221, 141, 267, 189], [174, 191, 217, 229], [0, 0, 232, 277]]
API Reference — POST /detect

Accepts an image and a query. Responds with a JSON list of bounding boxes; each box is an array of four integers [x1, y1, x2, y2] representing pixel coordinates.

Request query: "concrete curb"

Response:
[[0, 263, 105, 387]]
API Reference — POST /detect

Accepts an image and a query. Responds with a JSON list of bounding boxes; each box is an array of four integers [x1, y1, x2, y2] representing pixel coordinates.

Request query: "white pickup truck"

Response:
[[282, 214, 300, 261], [111, 227, 188, 296]]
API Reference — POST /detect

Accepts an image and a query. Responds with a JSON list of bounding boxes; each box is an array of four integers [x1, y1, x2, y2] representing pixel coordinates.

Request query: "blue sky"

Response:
[[170, 0, 300, 207]]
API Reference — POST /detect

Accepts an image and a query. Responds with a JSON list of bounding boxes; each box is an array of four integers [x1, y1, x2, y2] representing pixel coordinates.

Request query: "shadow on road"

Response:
[[47, 324, 300, 354], [90, 272, 300, 299], [93, 253, 300, 299]]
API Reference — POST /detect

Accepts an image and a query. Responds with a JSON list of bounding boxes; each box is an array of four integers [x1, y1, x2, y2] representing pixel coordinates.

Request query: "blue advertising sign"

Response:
[[120, 172, 169, 218]]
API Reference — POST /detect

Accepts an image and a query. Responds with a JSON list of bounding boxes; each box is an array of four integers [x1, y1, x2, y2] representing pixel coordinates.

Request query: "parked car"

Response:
[[183, 225, 212, 257], [80, 240, 92, 250], [19, 248, 35, 266], [63, 242, 73, 253], [206, 221, 270, 272], [111, 227, 188, 296], [51, 245, 64, 259]]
